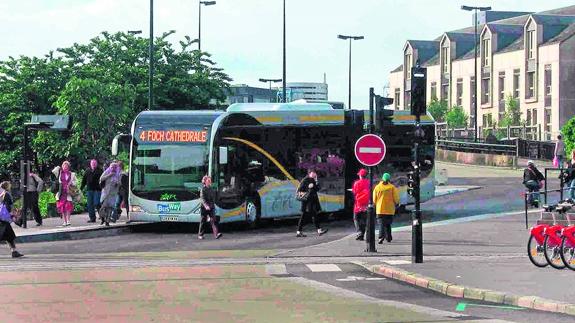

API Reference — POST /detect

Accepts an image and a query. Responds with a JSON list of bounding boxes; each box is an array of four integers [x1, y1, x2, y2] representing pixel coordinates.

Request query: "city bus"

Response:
[[112, 102, 435, 225]]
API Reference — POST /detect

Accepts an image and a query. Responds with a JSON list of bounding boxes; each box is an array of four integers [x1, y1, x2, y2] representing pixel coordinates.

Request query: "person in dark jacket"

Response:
[[198, 175, 222, 240], [80, 159, 103, 223], [565, 150, 575, 199], [523, 160, 545, 207], [111, 161, 129, 222], [0, 182, 24, 258], [296, 170, 328, 237]]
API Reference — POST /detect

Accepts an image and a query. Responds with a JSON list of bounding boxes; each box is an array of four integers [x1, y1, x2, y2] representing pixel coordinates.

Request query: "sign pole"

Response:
[[412, 114, 423, 263], [366, 87, 376, 252]]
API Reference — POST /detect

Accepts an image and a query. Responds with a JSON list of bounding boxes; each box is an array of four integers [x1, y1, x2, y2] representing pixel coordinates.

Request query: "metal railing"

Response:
[[436, 139, 517, 156]]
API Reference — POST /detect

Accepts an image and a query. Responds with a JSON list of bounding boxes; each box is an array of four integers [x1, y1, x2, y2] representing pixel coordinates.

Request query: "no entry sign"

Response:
[[355, 134, 386, 167]]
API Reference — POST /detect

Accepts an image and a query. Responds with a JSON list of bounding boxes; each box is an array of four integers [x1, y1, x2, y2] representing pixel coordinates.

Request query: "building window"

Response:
[[441, 84, 449, 102], [405, 53, 412, 80], [532, 108, 538, 126], [483, 113, 493, 128], [498, 72, 505, 116], [544, 108, 551, 139], [513, 69, 520, 98], [527, 30, 536, 60], [526, 109, 532, 125], [482, 38, 490, 67], [441, 44, 449, 74], [470, 76, 476, 126], [394, 88, 401, 109], [405, 91, 411, 109], [456, 79, 463, 106], [430, 82, 437, 100], [544, 65, 552, 107], [481, 78, 490, 105], [526, 71, 535, 99]]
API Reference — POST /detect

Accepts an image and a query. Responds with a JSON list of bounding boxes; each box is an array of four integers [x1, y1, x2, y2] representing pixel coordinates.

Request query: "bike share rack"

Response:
[[525, 167, 575, 270]]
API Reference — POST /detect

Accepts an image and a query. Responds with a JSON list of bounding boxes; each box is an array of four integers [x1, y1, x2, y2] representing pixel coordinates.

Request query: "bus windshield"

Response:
[[131, 143, 208, 201]]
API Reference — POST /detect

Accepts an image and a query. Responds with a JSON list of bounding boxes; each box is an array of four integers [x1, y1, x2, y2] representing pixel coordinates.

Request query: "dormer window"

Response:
[[405, 53, 412, 79], [441, 44, 449, 74], [527, 30, 536, 59], [482, 38, 490, 67]]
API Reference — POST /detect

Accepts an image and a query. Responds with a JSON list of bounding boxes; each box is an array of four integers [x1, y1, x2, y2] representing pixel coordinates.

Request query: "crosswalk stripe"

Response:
[[382, 260, 411, 265], [305, 264, 342, 272]]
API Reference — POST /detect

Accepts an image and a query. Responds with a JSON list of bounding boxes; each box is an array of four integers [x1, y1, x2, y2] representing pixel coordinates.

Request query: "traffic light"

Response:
[[410, 66, 427, 116], [407, 171, 417, 197]]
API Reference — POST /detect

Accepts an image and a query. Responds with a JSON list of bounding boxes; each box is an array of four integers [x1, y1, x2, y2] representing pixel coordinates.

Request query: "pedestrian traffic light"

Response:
[[410, 66, 427, 116], [407, 171, 417, 197]]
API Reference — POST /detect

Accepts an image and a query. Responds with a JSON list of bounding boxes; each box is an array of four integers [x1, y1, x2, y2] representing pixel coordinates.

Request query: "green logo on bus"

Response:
[[160, 193, 177, 201]]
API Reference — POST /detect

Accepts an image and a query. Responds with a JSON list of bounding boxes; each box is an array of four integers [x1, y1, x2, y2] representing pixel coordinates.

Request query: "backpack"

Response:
[[50, 170, 60, 194]]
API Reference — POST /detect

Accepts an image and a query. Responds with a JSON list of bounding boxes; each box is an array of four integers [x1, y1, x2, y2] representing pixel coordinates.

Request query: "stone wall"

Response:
[[436, 148, 516, 167]]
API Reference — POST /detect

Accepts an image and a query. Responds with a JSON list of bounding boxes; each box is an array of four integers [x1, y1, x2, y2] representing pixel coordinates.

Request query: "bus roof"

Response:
[[227, 102, 334, 112], [134, 110, 223, 127]]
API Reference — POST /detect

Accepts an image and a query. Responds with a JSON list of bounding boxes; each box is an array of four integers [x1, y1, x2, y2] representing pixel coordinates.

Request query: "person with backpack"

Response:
[[372, 173, 399, 244], [523, 160, 545, 208], [351, 168, 369, 241], [295, 170, 328, 237], [0, 182, 24, 258], [80, 159, 103, 223]]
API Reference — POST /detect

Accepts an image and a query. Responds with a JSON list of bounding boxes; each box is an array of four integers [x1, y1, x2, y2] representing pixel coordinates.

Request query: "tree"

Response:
[[445, 105, 469, 128], [498, 95, 522, 127], [562, 117, 575, 156], [427, 98, 448, 122]]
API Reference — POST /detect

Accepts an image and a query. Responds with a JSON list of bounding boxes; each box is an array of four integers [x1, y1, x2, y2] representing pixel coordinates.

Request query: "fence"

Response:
[[436, 123, 543, 141], [436, 137, 555, 161]]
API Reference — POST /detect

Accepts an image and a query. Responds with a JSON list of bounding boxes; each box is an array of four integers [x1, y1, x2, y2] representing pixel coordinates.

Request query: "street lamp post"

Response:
[[338, 35, 364, 110], [149, 0, 154, 110], [198, 1, 216, 51], [461, 5, 491, 142], [282, 0, 287, 103], [259, 78, 283, 102]]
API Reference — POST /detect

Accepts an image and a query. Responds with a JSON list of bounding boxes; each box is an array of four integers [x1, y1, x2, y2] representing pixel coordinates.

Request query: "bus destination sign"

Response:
[[138, 130, 208, 143]]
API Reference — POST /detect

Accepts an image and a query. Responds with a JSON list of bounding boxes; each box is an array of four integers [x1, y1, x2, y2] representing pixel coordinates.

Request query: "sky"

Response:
[[1, 0, 574, 108]]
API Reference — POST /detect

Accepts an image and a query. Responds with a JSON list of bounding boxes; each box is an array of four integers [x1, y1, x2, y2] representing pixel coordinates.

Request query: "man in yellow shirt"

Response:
[[372, 173, 399, 244]]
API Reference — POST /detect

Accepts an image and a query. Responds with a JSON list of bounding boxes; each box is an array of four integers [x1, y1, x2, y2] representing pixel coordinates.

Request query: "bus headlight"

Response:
[[131, 205, 143, 213]]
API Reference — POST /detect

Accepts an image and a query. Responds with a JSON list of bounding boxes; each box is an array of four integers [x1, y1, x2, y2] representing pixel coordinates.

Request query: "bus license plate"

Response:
[[161, 216, 179, 222]]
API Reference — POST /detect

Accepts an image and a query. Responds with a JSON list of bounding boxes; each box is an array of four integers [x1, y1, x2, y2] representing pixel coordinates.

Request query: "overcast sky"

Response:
[[1, 0, 573, 108]]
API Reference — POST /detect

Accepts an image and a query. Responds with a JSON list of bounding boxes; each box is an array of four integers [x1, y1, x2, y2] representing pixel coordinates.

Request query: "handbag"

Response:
[[553, 156, 559, 168], [0, 203, 12, 222], [295, 191, 310, 202], [69, 185, 83, 203], [10, 208, 21, 224]]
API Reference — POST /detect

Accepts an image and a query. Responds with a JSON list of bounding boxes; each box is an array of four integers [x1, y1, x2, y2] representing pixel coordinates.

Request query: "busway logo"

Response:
[[157, 203, 182, 213]]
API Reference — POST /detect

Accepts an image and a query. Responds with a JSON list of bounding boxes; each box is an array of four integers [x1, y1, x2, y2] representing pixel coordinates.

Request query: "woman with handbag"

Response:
[[52, 161, 78, 227], [295, 170, 328, 237], [0, 182, 24, 258], [99, 162, 121, 226]]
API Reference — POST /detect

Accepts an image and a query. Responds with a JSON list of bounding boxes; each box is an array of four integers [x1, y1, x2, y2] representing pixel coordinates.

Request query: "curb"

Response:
[[363, 263, 575, 317], [14, 223, 143, 243]]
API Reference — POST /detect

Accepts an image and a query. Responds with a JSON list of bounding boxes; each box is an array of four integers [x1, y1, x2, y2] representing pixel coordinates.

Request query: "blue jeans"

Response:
[[569, 180, 575, 200], [86, 190, 102, 221], [525, 180, 540, 204]]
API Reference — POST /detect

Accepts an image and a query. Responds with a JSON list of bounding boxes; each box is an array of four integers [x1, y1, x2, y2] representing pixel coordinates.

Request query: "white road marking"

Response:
[[336, 276, 386, 282], [306, 264, 342, 272], [382, 260, 411, 265], [358, 147, 382, 154]]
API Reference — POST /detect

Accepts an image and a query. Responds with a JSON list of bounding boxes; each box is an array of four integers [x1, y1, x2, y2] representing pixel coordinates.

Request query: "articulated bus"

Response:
[[112, 102, 435, 225]]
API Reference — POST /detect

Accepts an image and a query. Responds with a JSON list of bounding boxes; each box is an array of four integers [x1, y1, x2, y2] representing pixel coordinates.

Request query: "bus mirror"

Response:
[[219, 147, 228, 164], [112, 134, 131, 156], [112, 137, 120, 156]]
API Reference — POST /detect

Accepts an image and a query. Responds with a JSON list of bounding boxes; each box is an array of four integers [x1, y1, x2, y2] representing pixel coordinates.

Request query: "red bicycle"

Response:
[[560, 223, 575, 270], [528, 219, 550, 268], [543, 203, 573, 269]]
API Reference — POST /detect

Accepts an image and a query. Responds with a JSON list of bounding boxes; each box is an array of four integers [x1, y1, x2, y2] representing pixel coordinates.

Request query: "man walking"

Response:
[[373, 173, 399, 244], [111, 161, 129, 222], [351, 169, 369, 240], [22, 170, 44, 226], [81, 159, 103, 223]]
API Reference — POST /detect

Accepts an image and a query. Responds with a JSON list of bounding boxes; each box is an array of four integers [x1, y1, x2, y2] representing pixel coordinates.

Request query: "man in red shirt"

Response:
[[352, 169, 369, 240]]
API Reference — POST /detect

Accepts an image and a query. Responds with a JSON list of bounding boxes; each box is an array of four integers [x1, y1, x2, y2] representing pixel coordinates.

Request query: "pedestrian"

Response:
[[523, 160, 545, 208], [555, 135, 566, 168], [52, 161, 78, 227], [111, 161, 129, 222], [351, 168, 369, 241], [198, 175, 222, 240], [0, 182, 24, 258], [80, 159, 103, 223], [295, 170, 328, 237], [99, 162, 121, 226], [565, 150, 575, 200], [22, 169, 44, 226], [373, 173, 399, 244]]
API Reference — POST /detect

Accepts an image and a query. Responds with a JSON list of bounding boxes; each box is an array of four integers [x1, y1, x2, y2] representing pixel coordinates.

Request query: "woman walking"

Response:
[[0, 182, 24, 258], [52, 161, 78, 227], [555, 135, 566, 168], [99, 162, 122, 226], [296, 170, 328, 237], [198, 175, 222, 240], [373, 173, 399, 244], [351, 169, 369, 241]]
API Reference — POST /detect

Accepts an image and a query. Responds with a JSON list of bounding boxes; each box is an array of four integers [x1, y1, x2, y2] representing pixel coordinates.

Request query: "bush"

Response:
[[38, 191, 57, 217], [562, 117, 575, 156], [445, 105, 469, 128]]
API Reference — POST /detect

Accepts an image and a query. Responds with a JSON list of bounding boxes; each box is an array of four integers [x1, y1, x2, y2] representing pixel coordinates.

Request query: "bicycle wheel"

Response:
[[560, 236, 575, 271], [543, 235, 566, 269], [527, 235, 548, 267]]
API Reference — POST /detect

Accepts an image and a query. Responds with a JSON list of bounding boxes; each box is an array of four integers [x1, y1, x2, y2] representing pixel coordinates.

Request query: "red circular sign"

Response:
[[355, 134, 386, 166]]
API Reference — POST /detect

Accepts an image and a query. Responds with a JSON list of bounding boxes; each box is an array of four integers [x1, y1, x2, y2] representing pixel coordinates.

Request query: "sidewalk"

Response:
[[274, 210, 575, 315], [12, 212, 138, 243]]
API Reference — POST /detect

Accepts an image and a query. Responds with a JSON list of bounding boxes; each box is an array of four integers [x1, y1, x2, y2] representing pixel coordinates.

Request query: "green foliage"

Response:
[[499, 95, 522, 127], [0, 31, 232, 178], [38, 191, 57, 217], [427, 98, 448, 122], [445, 105, 469, 128], [562, 117, 575, 157]]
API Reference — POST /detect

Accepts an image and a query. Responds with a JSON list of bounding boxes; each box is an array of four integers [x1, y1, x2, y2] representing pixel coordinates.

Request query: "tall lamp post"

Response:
[[149, 0, 154, 110], [198, 1, 216, 51], [337, 35, 364, 110], [259, 78, 283, 102], [461, 5, 491, 142], [282, 0, 287, 103]]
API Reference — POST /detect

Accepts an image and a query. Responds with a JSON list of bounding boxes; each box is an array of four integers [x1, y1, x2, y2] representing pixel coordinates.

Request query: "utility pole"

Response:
[[366, 88, 376, 252], [282, 0, 287, 103], [148, 0, 154, 110]]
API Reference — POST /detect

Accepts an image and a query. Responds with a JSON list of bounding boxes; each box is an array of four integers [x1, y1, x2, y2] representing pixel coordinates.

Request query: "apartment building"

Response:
[[389, 5, 575, 140]]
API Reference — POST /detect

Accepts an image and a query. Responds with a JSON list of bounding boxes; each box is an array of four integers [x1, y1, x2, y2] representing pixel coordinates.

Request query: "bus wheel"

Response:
[[245, 199, 260, 229]]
